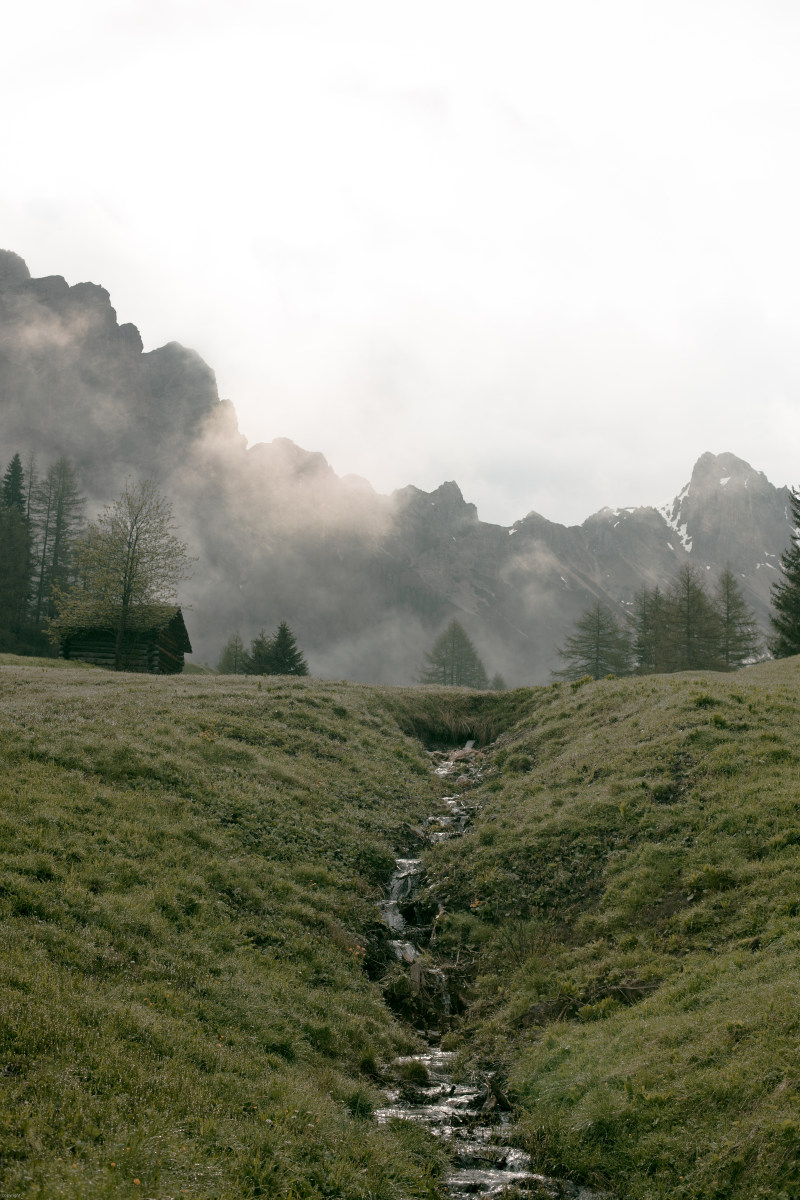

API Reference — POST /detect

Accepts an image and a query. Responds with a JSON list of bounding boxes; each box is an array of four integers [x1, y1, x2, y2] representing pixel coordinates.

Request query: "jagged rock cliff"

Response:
[[0, 251, 792, 681]]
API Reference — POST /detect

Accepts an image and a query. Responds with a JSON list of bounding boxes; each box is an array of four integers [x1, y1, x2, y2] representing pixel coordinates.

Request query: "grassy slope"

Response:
[[0, 663, 449, 1199], [425, 659, 800, 1200], [5, 656, 800, 1199]]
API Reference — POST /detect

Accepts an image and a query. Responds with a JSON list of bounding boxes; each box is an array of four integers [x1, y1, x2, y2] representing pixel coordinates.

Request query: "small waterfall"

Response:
[[377, 857, 424, 939], [375, 742, 604, 1199]]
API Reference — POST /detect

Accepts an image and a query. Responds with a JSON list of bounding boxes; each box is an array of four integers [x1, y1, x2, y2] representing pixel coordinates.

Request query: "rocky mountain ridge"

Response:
[[0, 250, 792, 682]]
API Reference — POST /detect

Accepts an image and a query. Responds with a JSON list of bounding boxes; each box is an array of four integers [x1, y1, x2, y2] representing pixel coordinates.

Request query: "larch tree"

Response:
[[246, 630, 274, 675], [665, 564, 723, 671], [631, 585, 670, 674], [51, 479, 193, 670], [770, 486, 800, 658], [419, 619, 489, 688], [714, 568, 761, 669], [554, 601, 633, 680], [23, 453, 36, 520], [217, 631, 249, 674]]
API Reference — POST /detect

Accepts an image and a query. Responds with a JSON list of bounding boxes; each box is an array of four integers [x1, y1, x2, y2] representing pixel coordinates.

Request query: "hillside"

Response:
[[0, 251, 792, 683], [3, 657, 800, 1196], [418, 659, 800, 1198], [0, 661, 451, 1198]]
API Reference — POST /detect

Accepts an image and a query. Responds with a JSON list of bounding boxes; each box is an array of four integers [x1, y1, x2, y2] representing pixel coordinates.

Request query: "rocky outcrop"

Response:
[[0, 251, 222, 498]]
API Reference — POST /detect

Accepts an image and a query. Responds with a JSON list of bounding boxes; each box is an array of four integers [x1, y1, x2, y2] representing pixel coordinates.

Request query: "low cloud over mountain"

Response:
[[0, 250, 792, 682]]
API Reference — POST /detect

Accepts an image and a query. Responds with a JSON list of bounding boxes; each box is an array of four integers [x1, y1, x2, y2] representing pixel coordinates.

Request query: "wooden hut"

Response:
[[60, 606, 192, 674]]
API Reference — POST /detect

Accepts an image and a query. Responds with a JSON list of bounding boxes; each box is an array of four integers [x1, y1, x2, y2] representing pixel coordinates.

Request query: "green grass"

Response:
[[5, 657, 800, 1198], [424, 660, 800, 1198], [0, 665, 451, 1198]]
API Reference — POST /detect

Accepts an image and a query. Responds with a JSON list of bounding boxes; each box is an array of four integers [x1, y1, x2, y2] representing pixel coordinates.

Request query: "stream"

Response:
[[374, 745, 602, 1200]]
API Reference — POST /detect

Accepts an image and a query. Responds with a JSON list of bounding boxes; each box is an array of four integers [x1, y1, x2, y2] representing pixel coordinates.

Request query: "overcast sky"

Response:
[[3, 0, 800, 525]]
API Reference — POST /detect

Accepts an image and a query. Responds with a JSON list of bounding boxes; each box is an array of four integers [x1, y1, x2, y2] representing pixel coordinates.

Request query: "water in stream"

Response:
[[375, 747, 602, 1199]]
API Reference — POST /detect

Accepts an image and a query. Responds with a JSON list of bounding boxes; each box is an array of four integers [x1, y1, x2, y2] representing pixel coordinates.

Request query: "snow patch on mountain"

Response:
[[657, 483, 693, 552]]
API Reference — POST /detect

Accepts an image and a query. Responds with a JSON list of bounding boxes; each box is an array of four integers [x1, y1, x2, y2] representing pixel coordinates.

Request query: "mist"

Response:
[[0, 252, 793, 685], [5, 2, 800, 528]]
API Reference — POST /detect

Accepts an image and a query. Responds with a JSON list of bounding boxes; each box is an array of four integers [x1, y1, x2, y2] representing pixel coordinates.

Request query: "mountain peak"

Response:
[[0, 250, 31, 287], [689, 451, 765, 495]]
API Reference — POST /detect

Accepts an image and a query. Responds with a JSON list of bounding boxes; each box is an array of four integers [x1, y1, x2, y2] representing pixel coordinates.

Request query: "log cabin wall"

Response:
[[62, 628, 187, 674], [59, 609, 191, 674]]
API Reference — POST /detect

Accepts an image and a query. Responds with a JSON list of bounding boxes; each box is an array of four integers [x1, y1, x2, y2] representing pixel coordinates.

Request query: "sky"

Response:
[[3, 0, 800, 527]]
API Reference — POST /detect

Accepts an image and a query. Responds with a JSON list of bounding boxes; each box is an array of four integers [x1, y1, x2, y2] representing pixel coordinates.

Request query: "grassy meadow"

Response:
[[2, 655, 800, 1198]]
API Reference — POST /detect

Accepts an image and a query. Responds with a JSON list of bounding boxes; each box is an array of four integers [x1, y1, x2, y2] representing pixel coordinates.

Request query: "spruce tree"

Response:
[[2, 453, 25, 512], [269, 621, 309, 675], [0, 454, 32, 645], [0, 500, 31, 640], [714, 568, 761, 669], [554, 601, 633, 680], [246, 622, 309, 676], [419, 619, 489, 688], [770, 487, 800, 658]]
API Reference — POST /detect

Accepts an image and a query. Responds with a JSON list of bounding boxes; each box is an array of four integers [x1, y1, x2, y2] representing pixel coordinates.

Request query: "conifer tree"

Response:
[[31, 457, 85, 624], [217, 631, 249, 674], [770, 486, 800, 658], [419, 619, 489, 688], [489, 672, 507, 691], [245, 622, 309, 676], [0, 454, 32, 643], [0, 499, 31, 639], [2, 453, 25, 512], [714, 568, 761, 669], [665, 564, 724, 672], [269, 621, 309, 675], [632, 585, 670, 674], [554, 601, 633, 680], [246, 630, 274, 675], [23, 453, 36, 520]]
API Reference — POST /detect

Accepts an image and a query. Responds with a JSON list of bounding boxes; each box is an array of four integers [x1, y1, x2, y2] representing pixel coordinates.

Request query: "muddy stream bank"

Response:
[[373, 744, 603, 1200]]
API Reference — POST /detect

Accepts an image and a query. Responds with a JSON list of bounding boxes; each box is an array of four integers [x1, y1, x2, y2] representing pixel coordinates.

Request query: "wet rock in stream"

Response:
[[374, 744, 605, 1198], [375, 1050, 597, 1198]]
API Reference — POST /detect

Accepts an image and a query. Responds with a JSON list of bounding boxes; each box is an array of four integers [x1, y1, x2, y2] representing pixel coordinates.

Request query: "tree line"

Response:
[[0, 452, 85, 653], [6, 444, 800, 684], [1, 447, 312, 675], [0, 450, 195, 668], [556, 564, 763, 680], [218, 623, 309, 676]]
